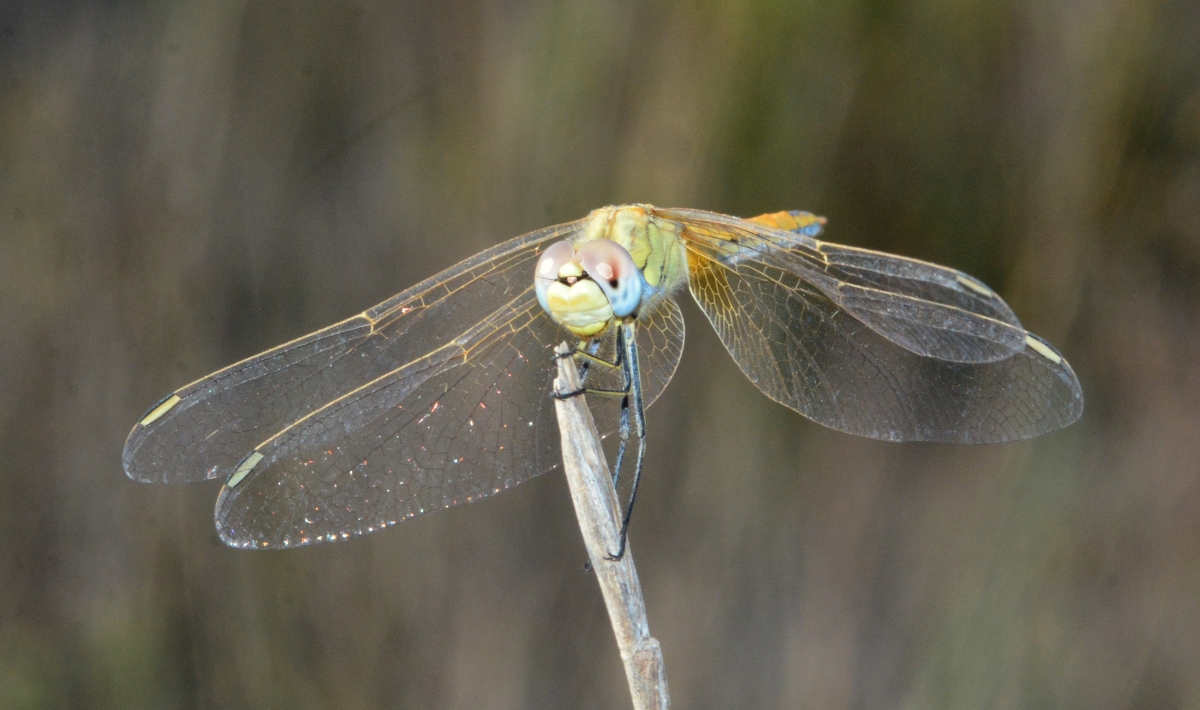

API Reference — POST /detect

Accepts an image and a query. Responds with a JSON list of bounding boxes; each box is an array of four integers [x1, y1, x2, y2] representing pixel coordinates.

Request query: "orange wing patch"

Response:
[[747, 210, 827, 235]]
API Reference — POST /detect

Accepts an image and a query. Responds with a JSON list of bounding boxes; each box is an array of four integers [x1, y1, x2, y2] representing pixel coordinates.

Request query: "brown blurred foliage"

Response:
[[2, 0, 1199, 708]]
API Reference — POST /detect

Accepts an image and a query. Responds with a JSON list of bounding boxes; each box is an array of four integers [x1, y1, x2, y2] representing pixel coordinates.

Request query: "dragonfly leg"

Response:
[[571, 342, 623, 375], [576, 341, 598, 390], [551, 331, 624, 399], [552, 323, 646, 562], [554, 338, 620, 367], [606, 320, 646, 561], [612, 394, 630, 487], [552, 385, 629, 400], [611, 324, 632, 487], [607, 434, 646, 561], [553, 339, 614, 391]]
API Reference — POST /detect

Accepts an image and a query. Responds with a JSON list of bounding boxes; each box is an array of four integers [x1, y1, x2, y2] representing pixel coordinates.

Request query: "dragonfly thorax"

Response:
[[535, 206, 689, 337]]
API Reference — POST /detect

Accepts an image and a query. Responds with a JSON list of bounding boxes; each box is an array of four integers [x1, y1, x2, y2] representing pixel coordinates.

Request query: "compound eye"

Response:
[[535, 241, 577, 314], [576, 239, 644, 317]]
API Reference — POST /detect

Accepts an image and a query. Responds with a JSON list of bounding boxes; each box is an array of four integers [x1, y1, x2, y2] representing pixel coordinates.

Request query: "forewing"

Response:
[[214, 292, 686, 548], [123, 220, 582, 484], [668, 208, 1027, 363], [215, 291, 563, 548], [683, 227, 1082, 443]]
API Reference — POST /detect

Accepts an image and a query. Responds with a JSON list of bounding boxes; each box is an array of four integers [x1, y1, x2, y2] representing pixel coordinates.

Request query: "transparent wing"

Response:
[[630, 294, 686, 417], [214, 294, 684, 548], [123, 220, 585, 484], [675, 210, 1082, 443], [671, 208, 1027, 364]]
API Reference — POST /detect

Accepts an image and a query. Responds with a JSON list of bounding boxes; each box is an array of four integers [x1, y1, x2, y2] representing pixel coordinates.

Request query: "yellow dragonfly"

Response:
[[124, 206, 1082, 551]]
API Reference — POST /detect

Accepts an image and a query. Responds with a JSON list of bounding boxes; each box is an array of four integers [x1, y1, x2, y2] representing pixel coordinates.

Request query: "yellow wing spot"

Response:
[[226, 451, 265, 488], [956, 275, 995, 297], [140, 394, 181, 426], [1024, 335, 1062, 364]]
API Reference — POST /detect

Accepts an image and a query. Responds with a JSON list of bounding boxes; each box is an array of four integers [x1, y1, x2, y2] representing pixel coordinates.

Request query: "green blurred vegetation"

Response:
[[2, 0, 1199, 708]]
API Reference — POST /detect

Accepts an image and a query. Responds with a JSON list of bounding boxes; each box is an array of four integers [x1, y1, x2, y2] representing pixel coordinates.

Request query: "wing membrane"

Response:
[[667, 208, 1027, 363], [215, 291, 562, 547], [682, 216, 1082, 443], [214, 293, 684, 548], [123, 221, 583, 484]]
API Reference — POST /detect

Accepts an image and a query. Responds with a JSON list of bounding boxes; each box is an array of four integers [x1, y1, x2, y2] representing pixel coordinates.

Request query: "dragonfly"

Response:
[[124, 205, 1083, 552]]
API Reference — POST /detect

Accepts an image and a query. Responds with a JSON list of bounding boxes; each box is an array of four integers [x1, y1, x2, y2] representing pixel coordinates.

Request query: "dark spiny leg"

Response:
[[553, 385, 630, 400], [556, 337, 621, 368], [551, 338, 610, 392], [611, 324, 631, 488], [551, 327, 628, 400], [572, 346, 623, 370], [578, 354, 590, 384], [606, 321, 646, 561], [552, 385, 586, 400], [554, 337, 604, 361], [613, 393, 630, 487], [554, 336, 622, 400], [608, 434, 646, 561]]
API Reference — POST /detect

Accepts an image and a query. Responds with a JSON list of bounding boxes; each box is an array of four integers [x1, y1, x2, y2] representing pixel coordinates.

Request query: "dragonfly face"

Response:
[[534, 239, 638, 336], [124, 205, 1083, 549], [535, 206, 689, 336]]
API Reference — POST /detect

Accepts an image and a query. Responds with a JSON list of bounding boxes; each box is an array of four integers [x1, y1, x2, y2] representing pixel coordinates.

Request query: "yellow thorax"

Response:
[[578, 205, 688, 292]]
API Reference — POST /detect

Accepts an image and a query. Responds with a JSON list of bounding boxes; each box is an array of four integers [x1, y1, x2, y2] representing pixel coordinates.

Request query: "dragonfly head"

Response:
[[535, 238, 647, 337]]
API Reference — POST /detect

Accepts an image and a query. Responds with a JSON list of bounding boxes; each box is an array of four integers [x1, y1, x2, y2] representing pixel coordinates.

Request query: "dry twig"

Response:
[[553, 342, 670, 710]]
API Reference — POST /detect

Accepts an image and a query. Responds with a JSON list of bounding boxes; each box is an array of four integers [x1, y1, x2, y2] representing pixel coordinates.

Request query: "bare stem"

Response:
[[553, 342, 670, 710]]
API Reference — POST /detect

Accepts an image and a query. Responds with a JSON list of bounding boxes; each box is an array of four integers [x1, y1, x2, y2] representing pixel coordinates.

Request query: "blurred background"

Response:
[[2, 0, 1198, 708]]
